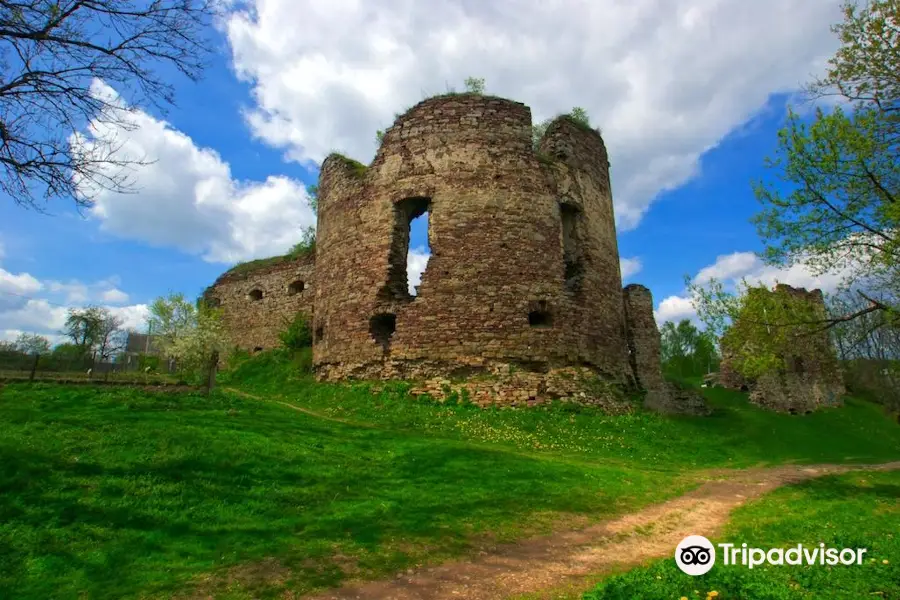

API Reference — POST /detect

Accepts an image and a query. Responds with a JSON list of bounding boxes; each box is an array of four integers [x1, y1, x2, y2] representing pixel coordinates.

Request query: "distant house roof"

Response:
[[125, 332, 162, 354]]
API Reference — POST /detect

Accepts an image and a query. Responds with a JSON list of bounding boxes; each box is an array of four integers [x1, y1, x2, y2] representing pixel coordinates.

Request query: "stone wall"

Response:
[[203, 254, 315, 352], [623, 284, 709, 415], [312, 93, 633, 384]]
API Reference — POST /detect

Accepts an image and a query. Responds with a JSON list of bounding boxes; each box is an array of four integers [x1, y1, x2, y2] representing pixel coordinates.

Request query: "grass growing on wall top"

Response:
[[221, 249, 314, 278], [328, 152, 368, 178]]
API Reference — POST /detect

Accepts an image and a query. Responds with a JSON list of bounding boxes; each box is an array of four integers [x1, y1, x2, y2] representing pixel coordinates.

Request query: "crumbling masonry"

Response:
[[718, 284, 845, 413], [206, 94, 702, 412]]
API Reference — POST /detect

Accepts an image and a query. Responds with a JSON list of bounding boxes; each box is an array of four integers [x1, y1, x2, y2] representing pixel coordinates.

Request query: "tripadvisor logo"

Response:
[[676, 535, 716, 576], [675, 535, 868, 576]]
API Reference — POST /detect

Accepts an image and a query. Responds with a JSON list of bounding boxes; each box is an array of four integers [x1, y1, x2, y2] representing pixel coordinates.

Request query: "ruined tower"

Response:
[[312, 94, 634, 383]]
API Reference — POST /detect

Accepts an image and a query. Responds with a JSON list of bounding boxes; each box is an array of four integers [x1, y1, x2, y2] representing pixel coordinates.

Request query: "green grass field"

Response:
[[1, 351, 899, 599], [583, 469, 900, 600]]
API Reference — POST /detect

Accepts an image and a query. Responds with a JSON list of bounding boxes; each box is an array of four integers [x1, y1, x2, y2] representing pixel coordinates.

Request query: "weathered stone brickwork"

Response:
[[204, 254, 315, 352], [313, 94, 634, 385], [205, 93, 708, 414], [623, 284, 709, 415], [719, 284, 845, 413]]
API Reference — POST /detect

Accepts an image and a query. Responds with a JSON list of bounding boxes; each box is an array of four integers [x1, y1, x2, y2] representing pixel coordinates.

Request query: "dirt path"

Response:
[[224, 387, 376, 428], [223, 388, 900, 599], [302, 461, 900, 600]]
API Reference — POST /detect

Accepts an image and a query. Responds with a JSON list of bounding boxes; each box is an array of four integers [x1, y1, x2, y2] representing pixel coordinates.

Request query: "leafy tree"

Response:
[[279, 312, 312, 350], [62, 305, 123, 360], [14, 332, 50, 355], [288, 225, 316, 257], [569, 106, 590, 128], [306, 184, 318, 215], [464, 76, 485, 94], [751, 0, 899, 328], [148, 293, 196, 348], [51, 342, 88, 361], [0, 0, 218, 211], [161, 302, 229, 381], [659, 319, 719, 378], [690, 279, 827, 379], [63, 306, 104, 348]]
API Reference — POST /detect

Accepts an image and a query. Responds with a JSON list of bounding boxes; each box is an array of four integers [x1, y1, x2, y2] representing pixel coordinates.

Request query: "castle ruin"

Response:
[[206, 93, 701, 412], [718, 283, 845, 413]]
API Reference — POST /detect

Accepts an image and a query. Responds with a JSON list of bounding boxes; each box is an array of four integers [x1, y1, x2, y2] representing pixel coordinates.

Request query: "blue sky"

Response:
[[0, 0, 852, 343]]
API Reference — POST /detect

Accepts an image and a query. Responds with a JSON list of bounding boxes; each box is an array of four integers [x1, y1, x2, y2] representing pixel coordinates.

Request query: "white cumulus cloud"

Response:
[[655, 295, 698, 324], [620, 257, 642, 281], [224, 0, 843, 229], [654, 250, 861, 324], [0, 250, 146, 345], [76, 81, 315, 264], [407, 247, 431, 295]]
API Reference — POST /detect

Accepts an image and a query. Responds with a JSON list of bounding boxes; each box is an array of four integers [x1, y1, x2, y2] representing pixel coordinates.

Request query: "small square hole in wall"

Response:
[[369, 313, 397, 350], [527, 300, 553, 328]]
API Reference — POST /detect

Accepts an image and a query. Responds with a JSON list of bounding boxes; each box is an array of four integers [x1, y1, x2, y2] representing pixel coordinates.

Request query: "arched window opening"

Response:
[[383, 197, 431, 301], [288, 280, 305, 295], [407, 211, 431, 297], [248, 289, 263, 301]]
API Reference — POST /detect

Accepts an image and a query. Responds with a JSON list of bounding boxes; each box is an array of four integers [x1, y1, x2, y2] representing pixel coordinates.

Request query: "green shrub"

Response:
[[279, 312, 313, 350], [291, 347, 313, 374]]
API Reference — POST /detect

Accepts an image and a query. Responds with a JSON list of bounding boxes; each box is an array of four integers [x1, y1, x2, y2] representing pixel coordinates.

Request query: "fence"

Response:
[[0, 348, 222, 394], [0, 348, 180, 385]]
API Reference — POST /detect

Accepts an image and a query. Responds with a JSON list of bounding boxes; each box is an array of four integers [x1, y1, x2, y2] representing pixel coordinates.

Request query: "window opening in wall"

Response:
[[407, 210, 431, 297], [288, 280, 305, 295], [793, 357, 805, 374], [369, 313, 397, 351], [314, 325, 324, 343], [528, 300, 553, 328], [560, 202, 584, 293], [382, 196, 431, 301], [248, 289, 263, 301]]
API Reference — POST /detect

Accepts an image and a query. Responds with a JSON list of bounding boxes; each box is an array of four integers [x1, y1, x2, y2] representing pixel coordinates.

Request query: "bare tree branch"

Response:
[[0, 0, 218, 210]]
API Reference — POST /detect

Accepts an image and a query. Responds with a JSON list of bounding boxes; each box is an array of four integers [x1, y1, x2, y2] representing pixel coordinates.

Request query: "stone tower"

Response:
[[312, 94, 634, 383]]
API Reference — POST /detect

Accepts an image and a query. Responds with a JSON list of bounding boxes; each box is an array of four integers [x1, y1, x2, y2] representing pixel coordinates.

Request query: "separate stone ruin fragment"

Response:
[[623, 284, 709, 415], [205, 93, 707, 414], [718, 284, 845, 413]]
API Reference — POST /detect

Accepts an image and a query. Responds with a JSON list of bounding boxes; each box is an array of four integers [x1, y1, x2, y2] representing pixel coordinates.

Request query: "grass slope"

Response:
[[584, 469, 900, 599], [0, 384, 685, 600], [1, 352, 899, 599], [225, 350, 900, 470]]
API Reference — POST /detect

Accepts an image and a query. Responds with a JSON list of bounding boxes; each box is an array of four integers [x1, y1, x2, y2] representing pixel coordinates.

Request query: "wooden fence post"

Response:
[[29, 354, 40, 382]]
